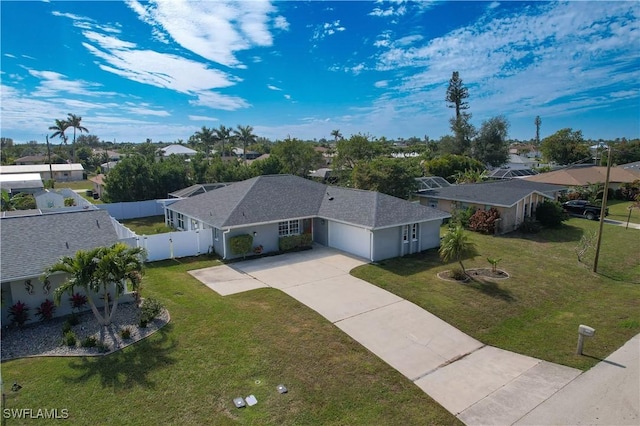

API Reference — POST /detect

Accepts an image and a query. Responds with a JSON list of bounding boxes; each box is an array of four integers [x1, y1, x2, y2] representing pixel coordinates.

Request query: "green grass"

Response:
[[353, 219, 640, 371], [55, 180, 93, 191], [607, 199, 640, 224], [2, 257, 458, 425], [120, 216, 173, 235]]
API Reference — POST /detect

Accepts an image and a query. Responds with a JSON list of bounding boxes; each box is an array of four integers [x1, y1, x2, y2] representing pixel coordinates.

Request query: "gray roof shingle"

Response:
[[418, 179, 562, 207], [169, 175, 450, 230], [1, 210, 119, 281]]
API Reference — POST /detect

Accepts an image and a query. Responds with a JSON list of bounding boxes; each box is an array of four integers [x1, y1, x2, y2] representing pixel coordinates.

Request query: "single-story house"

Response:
[[488, 168, 539, 180], [415, 179, 564, 234], [156, 144, 198, 159], [164, 174, 450, 261], [0, 209, 125, 325], [618, 161, 640, 175], [168, 183, 229, 199], [14, 155, 59, 165], [523, 166, 639, 190], [89, 174, 106, 198], [0, 163, 85, 182], [0, 173, 44, 195]]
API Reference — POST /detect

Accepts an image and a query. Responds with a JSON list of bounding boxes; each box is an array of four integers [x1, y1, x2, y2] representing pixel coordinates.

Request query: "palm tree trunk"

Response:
[[107, 294, 119, 325], [85, 294, 108, 326], [459, 260, 466, 275]]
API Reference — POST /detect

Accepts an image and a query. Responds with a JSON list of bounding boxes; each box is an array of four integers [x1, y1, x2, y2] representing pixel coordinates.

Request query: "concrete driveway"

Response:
[[189, 247, 587, 425]]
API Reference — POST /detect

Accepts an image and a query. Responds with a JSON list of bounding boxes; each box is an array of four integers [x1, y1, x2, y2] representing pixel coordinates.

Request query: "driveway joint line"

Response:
[[410, 344, 487, 382], [332, 300, 405, 324]]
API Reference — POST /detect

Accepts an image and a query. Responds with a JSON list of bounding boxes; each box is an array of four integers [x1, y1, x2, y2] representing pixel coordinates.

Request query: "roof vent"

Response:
[[65, 242, 69, 249], [96, 219, 100, 228]]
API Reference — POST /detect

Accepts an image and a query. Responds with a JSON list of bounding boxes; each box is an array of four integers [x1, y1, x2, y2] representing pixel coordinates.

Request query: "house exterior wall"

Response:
[[224, 223, 280, 259], [372, 227, 400, 260], [419, 220, 443, 250], [313, 217, 329, 245], [2, 275, 134, 326]]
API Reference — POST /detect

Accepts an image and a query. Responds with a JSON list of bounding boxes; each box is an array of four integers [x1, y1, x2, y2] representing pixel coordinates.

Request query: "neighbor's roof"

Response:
[[168, 174, 449, 230], [416, 179, 562, 207], [168, 183, 229, 198], [523, 166, 639, 186], [618, 161, 640, 174], [0, 209, 119, 281], [158, 144, 198, 156], [0, 173, 44, 191], [0, 164, 84, 174]]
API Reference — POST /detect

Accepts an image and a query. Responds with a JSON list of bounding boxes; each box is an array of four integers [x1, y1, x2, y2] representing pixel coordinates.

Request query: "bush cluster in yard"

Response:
[[278, 233, 312, 251], [139, 297, 165, 327], [36, 299, 56, 321], [229, 234, 253, 256], [535, 200, 568, 227], [468, 208, 500, 234]]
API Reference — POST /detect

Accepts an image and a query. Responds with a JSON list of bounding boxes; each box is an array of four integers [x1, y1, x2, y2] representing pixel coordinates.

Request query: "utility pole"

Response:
[[593, 144, 612, 273], [46, 135, 54, 181]]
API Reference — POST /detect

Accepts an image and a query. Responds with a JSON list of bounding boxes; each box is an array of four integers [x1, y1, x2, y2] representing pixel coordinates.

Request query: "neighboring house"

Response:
[[0, 164, 85, 182], [245, 153, 270, 165], [504, 154, 543, 170], [14, 155, 58, 165], [618, 161, 640, 176], [231, 147, 261, 160], [92, 149, 121, 162], [89, 174, 106, 199], [156, 144, 198, 160], [0, 173, 44, 195], [415, 179, 563, 234], [168, 183, 229, 199], [523, 166, 639, 190], [100, 161, 119, 172], [165, 174, 450, 261], [488, 168, 539, 180], [0, 210, 123, 325]]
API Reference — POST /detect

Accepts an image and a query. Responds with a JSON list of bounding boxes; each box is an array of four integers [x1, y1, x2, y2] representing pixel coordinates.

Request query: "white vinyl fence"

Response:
[[98, 199, 177, 220], [132, 229, 213, 262]]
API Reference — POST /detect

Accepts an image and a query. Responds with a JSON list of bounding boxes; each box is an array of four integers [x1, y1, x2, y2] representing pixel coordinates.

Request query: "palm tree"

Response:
[[66, 113, 88, 163], [331, 129, 343, 142], [439, 225, 476, 275], [49, 119, 69, 157], [45, 243, 145, 326], [195, 126, 215, 159], [213, 125, 232, 159], [233, 124, 257, 163]]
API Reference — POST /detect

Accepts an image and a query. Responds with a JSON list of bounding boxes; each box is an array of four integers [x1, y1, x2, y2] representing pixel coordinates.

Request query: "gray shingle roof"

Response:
[[169, 174, 450, 230], [1, 210, 119, 281], [417, 179, 562, 207]]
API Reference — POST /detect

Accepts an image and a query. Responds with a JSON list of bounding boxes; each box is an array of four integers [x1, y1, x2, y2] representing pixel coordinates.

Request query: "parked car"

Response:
[[562, 200, 608, 220]]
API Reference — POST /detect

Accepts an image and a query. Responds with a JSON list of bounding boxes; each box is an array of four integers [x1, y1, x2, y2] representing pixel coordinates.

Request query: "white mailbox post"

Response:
[[576, 324, 595, 355]]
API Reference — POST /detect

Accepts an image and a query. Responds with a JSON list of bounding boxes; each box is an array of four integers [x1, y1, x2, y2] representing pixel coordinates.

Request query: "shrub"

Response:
[[535, 201, 568, 228], [62, 320, 72, 334], [8, 301, 30, 327], [278, 234, 313, 252], [63, 331, 77, 347], [68, 313, 80, 326], [229, 234, 253, 256], [140, 297, 164, 325], [69, 293, 88, 311], [450, 267, 467, 281], [451, 206, 476, 228], [64, 197, 76, 207], [468, 208, 500, 234], [120, 327, 132, 340], [81, 336, 98, 348], [519, 220, 542, 234], [36, 299, 56, 321]]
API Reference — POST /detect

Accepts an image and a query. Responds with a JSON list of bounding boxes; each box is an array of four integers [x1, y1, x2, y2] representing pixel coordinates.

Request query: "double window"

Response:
[[177, 213, 184, 230], [278, 220, 300, 236], [403, 223, 419, 243]]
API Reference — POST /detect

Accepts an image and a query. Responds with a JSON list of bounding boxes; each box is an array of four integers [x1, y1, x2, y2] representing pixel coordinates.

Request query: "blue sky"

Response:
[[1, 1, 639, 145]]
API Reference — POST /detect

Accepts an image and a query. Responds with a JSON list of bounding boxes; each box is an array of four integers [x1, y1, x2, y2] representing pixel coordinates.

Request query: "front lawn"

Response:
[[2, 257, 458, 425], [120, 215, 173, 235], [55, 180, 92, 191], [352, 218, 640, 371], [607, 199, 640, 224]]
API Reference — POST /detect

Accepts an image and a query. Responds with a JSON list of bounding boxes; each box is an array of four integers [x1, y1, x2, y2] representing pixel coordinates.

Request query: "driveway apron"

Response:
[[190, 247, 587, 425]]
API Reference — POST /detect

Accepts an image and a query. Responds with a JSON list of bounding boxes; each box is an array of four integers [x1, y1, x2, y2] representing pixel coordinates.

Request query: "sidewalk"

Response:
[[516, 333, 639, 425]]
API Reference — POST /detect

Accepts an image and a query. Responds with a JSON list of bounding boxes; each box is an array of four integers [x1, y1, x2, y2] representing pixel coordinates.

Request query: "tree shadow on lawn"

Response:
[[466, 278, 516, 302], [373, 249, 480, 278], [63, 323, 177, 391]]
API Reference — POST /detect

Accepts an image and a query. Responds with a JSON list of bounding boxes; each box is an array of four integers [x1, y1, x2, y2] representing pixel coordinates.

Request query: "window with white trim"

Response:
[[177, 213, 184, 229], [402, 225, 409, 243], [411, 223, 418, 241], [278, 220, 300, 236]]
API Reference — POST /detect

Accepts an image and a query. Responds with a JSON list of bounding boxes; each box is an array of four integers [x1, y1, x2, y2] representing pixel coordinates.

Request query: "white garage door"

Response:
[[328, 221, 371, 259]]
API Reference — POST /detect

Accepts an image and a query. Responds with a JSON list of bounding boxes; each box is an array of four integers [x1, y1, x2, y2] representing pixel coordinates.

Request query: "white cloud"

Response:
[[488, 2, 500, 10], [374, 80, 389, 88], [274, 15, 290, 31], [313, 20, 346, 40], [126, 0, 279, 68], [189, 115, 218, 122], [4, 53, 16, 58], [28, 69, 115, 98], [284, 94, 291, 100], [372, 2, 640, 123], [267, 84, 282, 91], [189, 91, 250, 111]]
